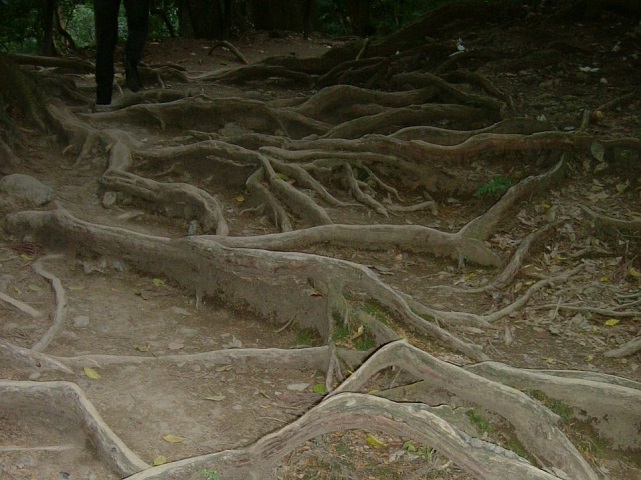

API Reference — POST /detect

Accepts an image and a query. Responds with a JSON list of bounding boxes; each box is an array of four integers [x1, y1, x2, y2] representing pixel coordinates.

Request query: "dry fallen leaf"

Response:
[[162, 434, 184, 444], [366, 434, 386, 448], [83, 367, 101, 380]]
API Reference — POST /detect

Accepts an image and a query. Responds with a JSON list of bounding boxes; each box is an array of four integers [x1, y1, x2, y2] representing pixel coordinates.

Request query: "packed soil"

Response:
[[1, 4, 641, 480]]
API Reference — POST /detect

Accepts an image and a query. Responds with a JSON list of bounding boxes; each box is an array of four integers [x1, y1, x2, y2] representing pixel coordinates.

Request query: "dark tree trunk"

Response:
[[303, 0, 315, 38], [250, 0, 307, 32], [346, 0, 374, 37], [178, 0, 230, 39], [42, 0, 57, 55]]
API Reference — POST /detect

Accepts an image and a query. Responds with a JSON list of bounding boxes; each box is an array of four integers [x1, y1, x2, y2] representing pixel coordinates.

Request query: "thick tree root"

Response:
[[6, 207, 487, 360], [102, 169, 230, 235], [332, 341, 600, 480], [0, 380, 150, 477], [466, 361, 641, 449], [0, 339, 73, 374], [122, 392, 562, 480]]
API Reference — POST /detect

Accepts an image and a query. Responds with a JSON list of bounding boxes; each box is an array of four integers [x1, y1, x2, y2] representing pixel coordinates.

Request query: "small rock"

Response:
[[15, 455, 35, 469], [287, 383, 310, 392], [179, 327, 198, 336], [222, 336, 242, 349], [102, 191, 118, 208], [110, 259, 127, 272], [548, 324, 562, 335], [0, 174, 53, 205], [29, 372, 41, 380], [167, 341, 184, 351], [172, 307, 191, 317], [73, 315, 90, 328]]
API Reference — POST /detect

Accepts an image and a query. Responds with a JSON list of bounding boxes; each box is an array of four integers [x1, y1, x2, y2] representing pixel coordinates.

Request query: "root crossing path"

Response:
[[1, 4, 641, 480]]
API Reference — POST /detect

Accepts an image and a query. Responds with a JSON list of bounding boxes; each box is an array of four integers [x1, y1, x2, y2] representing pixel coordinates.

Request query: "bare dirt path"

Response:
[[1, 4, 641, 480]]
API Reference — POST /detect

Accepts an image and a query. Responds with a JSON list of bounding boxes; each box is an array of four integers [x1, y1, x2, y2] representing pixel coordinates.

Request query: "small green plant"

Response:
[[198, 469, 221, 480], [331, 323, 350, 342], [506, 439, 530, 460], [528, 390, 574, 422], [474, 175, 512, 197], [363, 301, 390, 325], [403, 441, 434, 461], [466, 409, 492, 434], [354, 330, 376, 351], [295, 328, 320, 346], [547, 399, 574, 422]]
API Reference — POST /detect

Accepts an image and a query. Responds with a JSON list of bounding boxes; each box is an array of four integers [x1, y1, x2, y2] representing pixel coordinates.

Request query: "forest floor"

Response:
[[1, 5, 641, 480]]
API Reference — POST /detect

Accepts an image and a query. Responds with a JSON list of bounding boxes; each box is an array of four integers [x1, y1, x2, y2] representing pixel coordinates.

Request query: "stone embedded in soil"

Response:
[[287, 383, 310, 391], [0, 173, 53, 206], [73, 315, 90, 328]]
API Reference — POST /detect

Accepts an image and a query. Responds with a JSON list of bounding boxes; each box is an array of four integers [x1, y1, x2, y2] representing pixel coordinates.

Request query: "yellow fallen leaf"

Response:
[[586, 355, 594, 362], [599, 276, 609, 283], [28, 284, 41, 292], [152, 278, 166, 287], [235, 195, 245, 203], [604, 319, 620, 327], [153, 455, 167, 466], [629, 267, 640, 279], [163, 434, 184, 444], [545, 358, 556, 365], [216, 365, 232, 372], [366, 434, 386, 448], [20, 254, 33, 262], [134, 344, 150, 352], [83, 367, 101, 379], [349, 325, 364, 340], [69, 285, 85, 291]]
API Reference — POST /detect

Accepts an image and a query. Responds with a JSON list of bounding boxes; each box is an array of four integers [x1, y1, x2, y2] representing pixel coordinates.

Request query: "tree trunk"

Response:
[[178, 0, 230, 39], [250, 0, 307, 32], [42, 0, 57, 55], [346, 0, 374, 37]]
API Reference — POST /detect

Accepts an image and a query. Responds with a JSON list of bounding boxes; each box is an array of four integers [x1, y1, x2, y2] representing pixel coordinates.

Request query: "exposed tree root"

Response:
[[30, 255, 68, 352], [439, 222, 560, 293], [58, 346, 331, 371], [0, 290, 43, 318], [332, 341, 600, 480], [583, 206, 641, 235], [604, 337, 641, 358], [6, 207, 487, 360], [207, 41, 249, 65], [0, 380, 150, 477], [123, 392, 561, 480], [0, 339, 73, 374], [8, 53, 94, 74], [3, 9, 640, 479], [466, 361, 641, 449], [102, 169, 230, 235]]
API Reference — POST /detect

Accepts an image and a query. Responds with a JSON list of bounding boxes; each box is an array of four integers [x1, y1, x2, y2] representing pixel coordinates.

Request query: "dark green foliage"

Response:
[[474, 175, 512, 197], [0, 0, 42, 53], [0, 0, 177, 54], [466, 409, 492, 434]]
